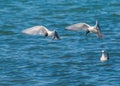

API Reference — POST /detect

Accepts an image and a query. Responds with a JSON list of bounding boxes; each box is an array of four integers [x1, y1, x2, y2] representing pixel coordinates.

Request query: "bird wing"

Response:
[[22, 26, 48, 36], [66, 23, 90, 31], [96, 24, 103, 38], [105, 52, 109, 59], [52, 31, 60, 40]]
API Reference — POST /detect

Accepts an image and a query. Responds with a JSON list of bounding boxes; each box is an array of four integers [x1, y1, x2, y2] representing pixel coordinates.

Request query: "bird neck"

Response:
[[102, 52, 106, 57]]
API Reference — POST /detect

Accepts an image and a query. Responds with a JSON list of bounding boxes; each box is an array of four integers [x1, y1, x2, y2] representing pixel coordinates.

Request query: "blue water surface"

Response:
[[0, 0, 120, 86]]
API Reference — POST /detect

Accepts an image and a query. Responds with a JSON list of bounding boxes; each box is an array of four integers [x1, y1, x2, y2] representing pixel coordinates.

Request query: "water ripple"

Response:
[[0, 0, 120, 86]]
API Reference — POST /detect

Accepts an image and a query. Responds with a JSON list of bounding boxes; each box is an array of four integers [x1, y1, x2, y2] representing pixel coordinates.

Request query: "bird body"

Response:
[[22, 26, 60, 40], [100, 50, 109, 62], [66, 21, 102, 38]]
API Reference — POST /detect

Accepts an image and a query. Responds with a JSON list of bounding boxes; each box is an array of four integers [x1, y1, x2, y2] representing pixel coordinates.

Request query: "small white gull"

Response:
[[100, 50, 109, 62], [22, 26, 60, 40], [66, 21, 102, 38]]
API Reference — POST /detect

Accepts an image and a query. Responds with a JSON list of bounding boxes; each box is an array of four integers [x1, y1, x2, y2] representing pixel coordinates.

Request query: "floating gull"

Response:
[[22, 26, 60, 40], [100, 50, 109, 62], [66, 21, 102, 38]]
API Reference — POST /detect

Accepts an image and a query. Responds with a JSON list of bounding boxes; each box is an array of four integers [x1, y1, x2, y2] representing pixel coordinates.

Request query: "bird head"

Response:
[[101, 50, 109, 59], [102, 50, 105, 53]]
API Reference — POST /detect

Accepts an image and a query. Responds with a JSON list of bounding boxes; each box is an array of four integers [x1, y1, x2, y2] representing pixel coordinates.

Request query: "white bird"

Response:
[[22, 26, 60, 40], [66, 21, 102, 38], [100, 50, 109, 62]]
